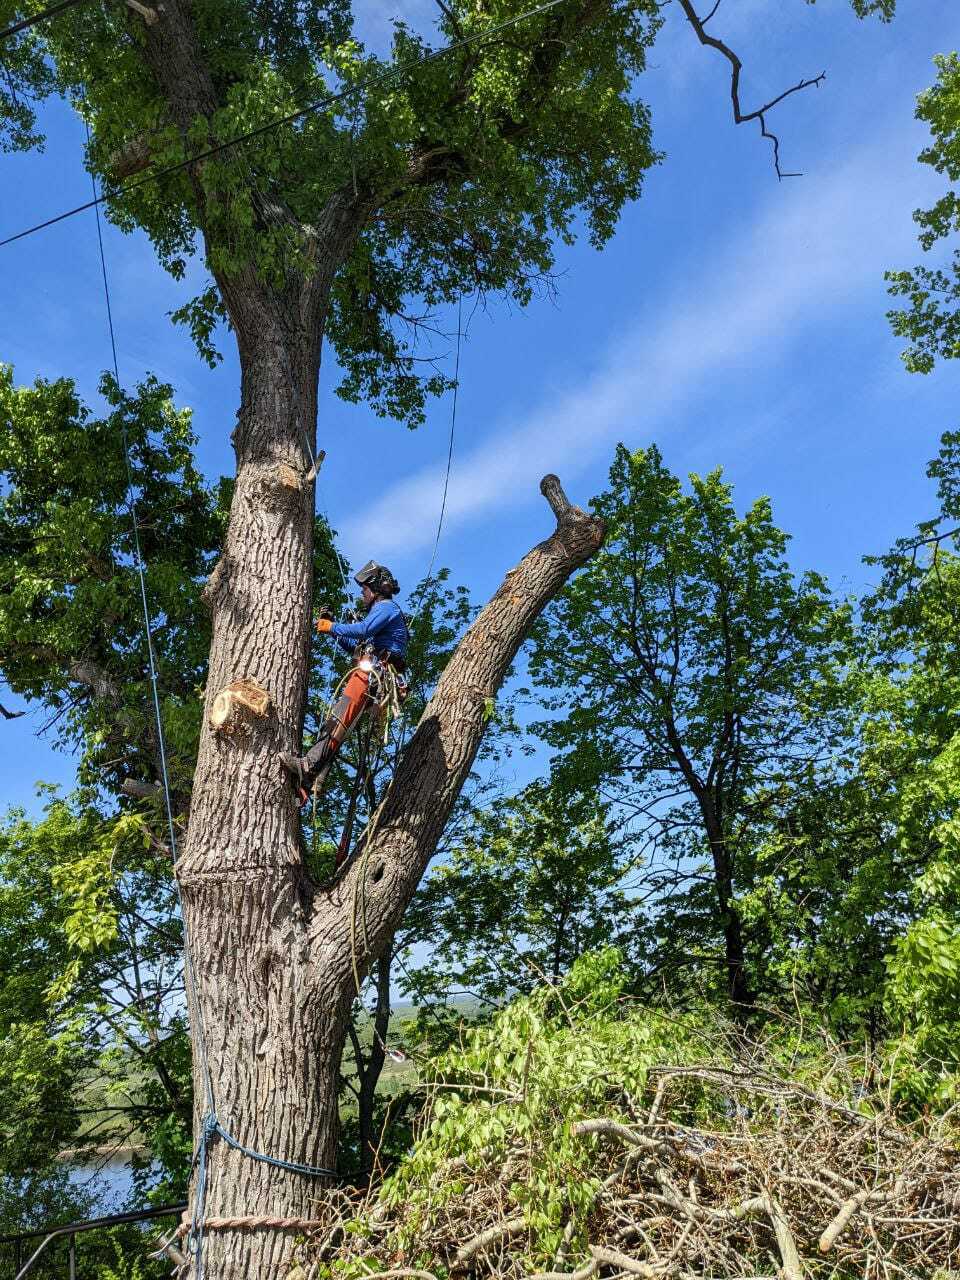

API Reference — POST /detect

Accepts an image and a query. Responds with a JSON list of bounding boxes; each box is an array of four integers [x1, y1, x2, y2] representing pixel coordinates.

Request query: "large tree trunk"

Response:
[[177, 326, 337, 1279], [179, 448, 604, 1278]]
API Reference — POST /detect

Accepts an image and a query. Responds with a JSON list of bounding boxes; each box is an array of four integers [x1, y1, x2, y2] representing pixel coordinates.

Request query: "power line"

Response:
[[415, 292, 462, 609], [0, 0, 90, 42], [0, 0, 569, 249]]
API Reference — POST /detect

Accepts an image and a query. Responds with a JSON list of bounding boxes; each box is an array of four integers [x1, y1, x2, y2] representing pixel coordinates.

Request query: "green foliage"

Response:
[[528, 444, 851, 1005], [380, 950, 714, 1261], [887, 53, 960, 371], [401, 779, 640, 1018], [340, 950, 944, 1277], [0, 365, 224, 795], [0, 794, 190, 1194], [0, 802, 92, 1176], [848, 436, 960, 1099], [0, 0, 670, 423]]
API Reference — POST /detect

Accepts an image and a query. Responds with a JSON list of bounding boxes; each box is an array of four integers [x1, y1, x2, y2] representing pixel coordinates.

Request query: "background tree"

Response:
[[402, 778, 640, 1014], [529, 445, 851, 1011], [0, 365, 222, 808], [857, 433, 960, 1099], [887, 52, 960, 371]]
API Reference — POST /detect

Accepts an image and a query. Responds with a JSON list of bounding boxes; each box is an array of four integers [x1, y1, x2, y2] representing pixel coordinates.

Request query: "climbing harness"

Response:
[[86, 129, 339, 1280], [306, 647, 407, 849]]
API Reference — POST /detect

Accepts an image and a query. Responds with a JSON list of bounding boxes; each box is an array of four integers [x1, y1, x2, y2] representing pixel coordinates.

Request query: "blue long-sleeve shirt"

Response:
[[331, 599, 409, 659]]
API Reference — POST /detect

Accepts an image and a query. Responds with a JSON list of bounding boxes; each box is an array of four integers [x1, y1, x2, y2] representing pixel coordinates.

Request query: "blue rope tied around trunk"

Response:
[[189, 1117, 339, 1276]]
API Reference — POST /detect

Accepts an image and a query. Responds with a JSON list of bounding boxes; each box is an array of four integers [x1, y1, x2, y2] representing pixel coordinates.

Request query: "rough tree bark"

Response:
[[178, 471, 603, 1278]]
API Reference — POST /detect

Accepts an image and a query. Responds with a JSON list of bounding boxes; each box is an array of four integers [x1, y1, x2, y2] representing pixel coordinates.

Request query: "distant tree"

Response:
[[528, 445, 851, 1011], [401, 778, 640, 1014], [857, 434, 960, 1100], [887, 53, 960, 371]]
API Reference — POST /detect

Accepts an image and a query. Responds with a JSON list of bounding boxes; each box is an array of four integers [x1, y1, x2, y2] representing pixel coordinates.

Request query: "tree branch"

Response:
[[69, 658, 123, 705], [676, 0, 825, 180], [121, 778, 163, 800], [319, 474, 605, 980]]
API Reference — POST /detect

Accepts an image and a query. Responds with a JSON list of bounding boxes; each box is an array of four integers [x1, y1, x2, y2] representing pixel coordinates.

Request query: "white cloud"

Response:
[[341, 120, 938, 560]]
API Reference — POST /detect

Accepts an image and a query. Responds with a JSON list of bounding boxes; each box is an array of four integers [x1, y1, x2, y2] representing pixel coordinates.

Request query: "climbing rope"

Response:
[[86, 123, 339, 1280], [407, 292, 462, 629]]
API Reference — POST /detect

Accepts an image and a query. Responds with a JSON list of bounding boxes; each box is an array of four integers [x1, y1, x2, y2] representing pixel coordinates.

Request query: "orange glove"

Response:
[[315, 617, 334, 634]]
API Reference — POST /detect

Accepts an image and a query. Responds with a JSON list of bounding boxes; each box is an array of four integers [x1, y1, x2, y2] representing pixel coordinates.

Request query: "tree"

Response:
[[528, 445, 850, 1011], [856, 434, 960, 1099], [887, 53, 960, 372], [402, 778, 640, 1013], [0, 0, 896, 1268], [0, 365, 223, 807]]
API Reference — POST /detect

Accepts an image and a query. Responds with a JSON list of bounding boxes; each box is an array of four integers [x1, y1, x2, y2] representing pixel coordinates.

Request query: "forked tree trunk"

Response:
[[179, 403, 605, 1279]]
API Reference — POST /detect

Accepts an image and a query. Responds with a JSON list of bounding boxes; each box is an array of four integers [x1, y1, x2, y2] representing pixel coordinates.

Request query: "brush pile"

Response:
[[302, 953, 960, 1280]]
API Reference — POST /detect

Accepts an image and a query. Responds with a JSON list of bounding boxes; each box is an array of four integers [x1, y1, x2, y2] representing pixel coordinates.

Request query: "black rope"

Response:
[[417, 292, 461, 605], [0, 0, 569, 249], [0, 0, 90, 42]]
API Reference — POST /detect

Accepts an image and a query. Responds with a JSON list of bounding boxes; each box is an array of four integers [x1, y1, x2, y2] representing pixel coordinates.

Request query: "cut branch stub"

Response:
[[208, 678, 273, 736]]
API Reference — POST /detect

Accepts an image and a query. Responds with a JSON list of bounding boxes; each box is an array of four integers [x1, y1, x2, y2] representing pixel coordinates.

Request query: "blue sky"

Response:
[[3, 0, 960, 808]]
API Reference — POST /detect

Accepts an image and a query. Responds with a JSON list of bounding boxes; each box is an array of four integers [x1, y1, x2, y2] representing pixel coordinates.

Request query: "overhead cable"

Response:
[[0, 0, 569, 249], [0, 0, 90, 42]]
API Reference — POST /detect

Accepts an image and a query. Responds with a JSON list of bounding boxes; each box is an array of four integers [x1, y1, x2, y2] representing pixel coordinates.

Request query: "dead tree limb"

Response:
[[676, 0, 826, 180]]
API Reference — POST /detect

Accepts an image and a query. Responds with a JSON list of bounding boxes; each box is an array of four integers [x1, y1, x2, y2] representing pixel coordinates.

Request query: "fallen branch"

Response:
[[528, 1258, 598, 1280], [589, 1245, 657, 1277], [454, 1216, 527, 1268], [818, 1178, 905, 1253], [355, 1271, 440, 1280], [306, 1047, 960, 1280]]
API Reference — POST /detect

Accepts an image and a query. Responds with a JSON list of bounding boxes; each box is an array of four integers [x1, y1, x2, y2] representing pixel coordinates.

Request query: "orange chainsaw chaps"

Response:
[[328, 668, 371, 748]]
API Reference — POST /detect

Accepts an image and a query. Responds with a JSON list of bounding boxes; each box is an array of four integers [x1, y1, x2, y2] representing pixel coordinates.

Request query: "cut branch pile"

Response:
[[305, 1058, 959, 1280]]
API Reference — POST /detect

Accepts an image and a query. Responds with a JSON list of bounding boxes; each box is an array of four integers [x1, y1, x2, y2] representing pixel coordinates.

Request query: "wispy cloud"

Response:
[[341, 121, 936, 560]]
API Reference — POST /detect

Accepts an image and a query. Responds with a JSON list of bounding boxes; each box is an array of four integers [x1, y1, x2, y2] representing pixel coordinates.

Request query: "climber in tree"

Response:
[[279, 561, 409, 804]]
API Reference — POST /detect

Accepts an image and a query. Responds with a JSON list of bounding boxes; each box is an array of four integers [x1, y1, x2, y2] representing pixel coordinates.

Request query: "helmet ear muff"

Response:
[[353, 560, 399, 597]]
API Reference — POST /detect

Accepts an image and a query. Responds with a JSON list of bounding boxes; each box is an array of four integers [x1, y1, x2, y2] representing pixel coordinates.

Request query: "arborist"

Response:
[[279, 561, 409, 805]]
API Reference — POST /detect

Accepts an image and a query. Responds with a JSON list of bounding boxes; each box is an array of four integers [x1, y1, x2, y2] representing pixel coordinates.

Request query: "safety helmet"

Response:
[[354, 560, 399, 597]]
